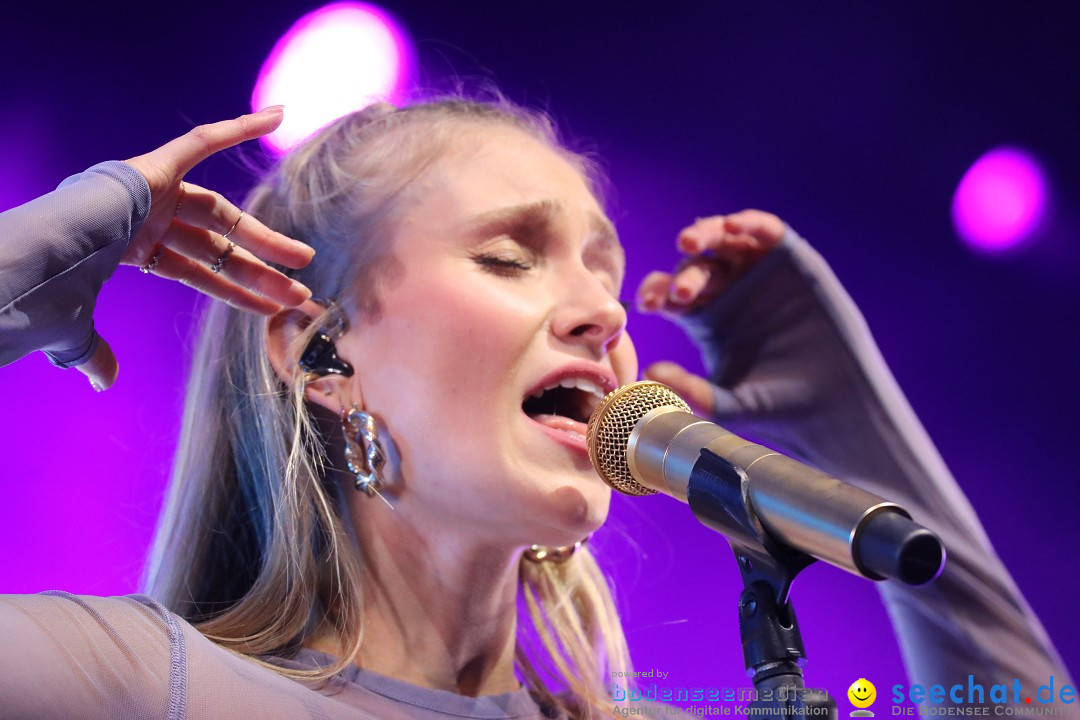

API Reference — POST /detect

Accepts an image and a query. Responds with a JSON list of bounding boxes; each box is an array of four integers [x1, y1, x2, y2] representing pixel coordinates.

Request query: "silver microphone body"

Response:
[[587, 382, 944, 586]]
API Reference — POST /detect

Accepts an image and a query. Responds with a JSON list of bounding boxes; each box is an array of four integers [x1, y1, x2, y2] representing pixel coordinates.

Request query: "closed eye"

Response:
[[471, 251, 534, 276]]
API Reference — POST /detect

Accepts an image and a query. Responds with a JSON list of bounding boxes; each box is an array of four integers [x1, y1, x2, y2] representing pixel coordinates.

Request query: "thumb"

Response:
[[75, 334, 119, 391], [642, 361, 716, 418]]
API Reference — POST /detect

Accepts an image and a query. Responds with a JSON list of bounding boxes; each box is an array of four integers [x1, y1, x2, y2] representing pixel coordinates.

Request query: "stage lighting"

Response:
[[952, 147, 1047, 253], [252, 2, 414, 154]]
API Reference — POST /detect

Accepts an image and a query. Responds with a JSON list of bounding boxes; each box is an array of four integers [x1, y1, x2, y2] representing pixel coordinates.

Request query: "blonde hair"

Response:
[[144, 98, 633, 719]]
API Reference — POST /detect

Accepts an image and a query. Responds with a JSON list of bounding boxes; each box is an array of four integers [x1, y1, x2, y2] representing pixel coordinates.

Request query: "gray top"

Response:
[[0, 161, 149, 368], [0, 591, 569, 719], [0, 163, 1073, 719]]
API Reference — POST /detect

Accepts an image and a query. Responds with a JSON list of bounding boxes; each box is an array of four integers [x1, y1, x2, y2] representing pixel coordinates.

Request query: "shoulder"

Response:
[[0, 591, 179, 650], [0, 592, 183, 719], [2, 593, 432, 719]]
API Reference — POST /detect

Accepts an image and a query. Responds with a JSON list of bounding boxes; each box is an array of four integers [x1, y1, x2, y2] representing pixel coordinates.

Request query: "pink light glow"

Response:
[[952, 147, 1048, 253], [251, 2, 414, 154]]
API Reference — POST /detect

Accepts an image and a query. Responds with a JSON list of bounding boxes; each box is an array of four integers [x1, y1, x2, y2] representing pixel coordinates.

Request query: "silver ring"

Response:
[[140, 246, 164, 274], [211, 241, 235, 274], [223, 211, 244, 239]]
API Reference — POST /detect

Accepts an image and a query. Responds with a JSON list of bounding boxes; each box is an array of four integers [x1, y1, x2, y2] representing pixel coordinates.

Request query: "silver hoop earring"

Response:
[[523, 535, 589, 564], [342, 405, 387, 498]]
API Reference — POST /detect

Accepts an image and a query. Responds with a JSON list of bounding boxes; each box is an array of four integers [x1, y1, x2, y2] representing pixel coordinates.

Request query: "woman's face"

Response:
[[342, 125, 636, 549]]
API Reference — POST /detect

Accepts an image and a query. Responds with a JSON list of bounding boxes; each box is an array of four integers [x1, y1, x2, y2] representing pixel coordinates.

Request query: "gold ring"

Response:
[[223, 211, 245, 239]]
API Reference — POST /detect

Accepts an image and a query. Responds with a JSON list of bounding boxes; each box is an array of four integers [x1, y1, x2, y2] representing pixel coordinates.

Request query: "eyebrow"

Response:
[[465, 200, 626, 276], [465, 199, 560, 243]]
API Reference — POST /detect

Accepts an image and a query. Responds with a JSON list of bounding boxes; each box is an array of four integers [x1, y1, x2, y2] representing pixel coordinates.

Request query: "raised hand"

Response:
[[80, 107, 315, 390], [635, 210, 785, 416]]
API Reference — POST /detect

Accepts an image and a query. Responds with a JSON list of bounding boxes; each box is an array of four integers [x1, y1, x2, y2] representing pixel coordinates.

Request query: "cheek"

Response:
[[352, 269, 541, 457]]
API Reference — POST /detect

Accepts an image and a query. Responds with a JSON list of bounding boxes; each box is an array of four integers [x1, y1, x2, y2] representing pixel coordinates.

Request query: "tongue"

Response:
[[530, 413, 588, 437]]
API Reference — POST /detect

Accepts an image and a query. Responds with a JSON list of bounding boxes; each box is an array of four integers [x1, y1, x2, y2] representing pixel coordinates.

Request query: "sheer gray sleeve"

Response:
[[0, 161, 150, 368], [0, 593, 386, 720], [674, 227, 1072, 695], [0, 593, 180, 719]]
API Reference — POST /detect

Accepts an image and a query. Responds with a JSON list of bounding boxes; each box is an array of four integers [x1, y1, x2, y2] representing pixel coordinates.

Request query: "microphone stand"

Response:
[[689, 449, 837, 720]]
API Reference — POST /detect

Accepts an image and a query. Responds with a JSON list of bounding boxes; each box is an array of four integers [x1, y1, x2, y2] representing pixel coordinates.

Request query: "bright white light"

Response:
[[252, 2, 413, 154]]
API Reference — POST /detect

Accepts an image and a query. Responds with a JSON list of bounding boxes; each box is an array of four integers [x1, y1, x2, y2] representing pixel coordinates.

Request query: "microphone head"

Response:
[[586, 381, 691, 495]]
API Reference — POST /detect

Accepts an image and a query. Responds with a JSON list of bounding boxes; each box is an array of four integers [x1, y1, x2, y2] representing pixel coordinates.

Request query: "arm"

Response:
[[0, 162, 150, 369], [0, 593, 178, 719], [0, 108, 315, 389], [0, 593, 379, 720], [642, 217, 1071, 696]]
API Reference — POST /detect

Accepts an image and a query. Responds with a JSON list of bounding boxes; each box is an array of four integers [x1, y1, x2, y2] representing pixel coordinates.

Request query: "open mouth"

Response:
[[522, 376, 609, 443]]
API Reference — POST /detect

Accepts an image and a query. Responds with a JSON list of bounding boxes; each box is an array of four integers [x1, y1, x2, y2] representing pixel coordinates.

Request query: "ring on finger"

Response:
[[223, 211, 245, 239], [211, 241, 236, 274], [141, 245, 164, 274]]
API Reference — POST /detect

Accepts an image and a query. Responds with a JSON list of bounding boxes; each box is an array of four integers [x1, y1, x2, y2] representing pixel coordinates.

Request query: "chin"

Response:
[[530, 478, 611, 546]]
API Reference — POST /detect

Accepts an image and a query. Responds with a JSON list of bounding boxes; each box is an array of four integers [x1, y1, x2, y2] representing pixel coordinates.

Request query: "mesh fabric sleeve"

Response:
[[0, 593, 391, 720], [673, 226, 1073, 701], [0, 593, 181, 719], [0, 161, 150, 369]]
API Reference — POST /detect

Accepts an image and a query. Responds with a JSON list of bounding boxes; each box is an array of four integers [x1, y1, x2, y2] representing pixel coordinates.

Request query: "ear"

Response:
[[266, 299, 355, 414]]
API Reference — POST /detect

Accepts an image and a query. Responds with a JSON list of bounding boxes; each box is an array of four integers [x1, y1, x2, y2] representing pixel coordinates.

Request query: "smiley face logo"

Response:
[[848, 679, 877, 716]]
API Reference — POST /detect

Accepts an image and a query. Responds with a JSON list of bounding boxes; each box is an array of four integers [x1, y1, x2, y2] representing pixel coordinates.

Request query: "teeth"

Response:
[[559, 377, 605, 397], [530, 376, 607, 399]]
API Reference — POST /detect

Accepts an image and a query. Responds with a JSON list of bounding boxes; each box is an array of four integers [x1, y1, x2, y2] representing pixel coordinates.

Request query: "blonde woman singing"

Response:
[[0, 102, 1072, 719]]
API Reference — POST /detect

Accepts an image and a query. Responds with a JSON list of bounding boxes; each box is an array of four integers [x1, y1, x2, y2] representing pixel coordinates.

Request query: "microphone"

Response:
[[586, 381, 945, 586]]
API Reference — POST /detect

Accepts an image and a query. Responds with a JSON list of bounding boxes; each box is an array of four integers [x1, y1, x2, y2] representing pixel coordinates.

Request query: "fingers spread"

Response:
[[176, 182, 315, 268], [636, 271, 673, 312], [669, 261, 712, 306], [148, 240, 286, 315], [679, 220, 765, 261], [637, 260, 734, 315], [160, 220, 311, 307], [721, 210, 785, 250], [678, 216, 728, 254], [677, 210, 785, 260]]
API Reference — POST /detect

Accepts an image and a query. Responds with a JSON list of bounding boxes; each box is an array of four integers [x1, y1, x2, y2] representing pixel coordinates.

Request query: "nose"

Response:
[[551, 269, 627, 357]]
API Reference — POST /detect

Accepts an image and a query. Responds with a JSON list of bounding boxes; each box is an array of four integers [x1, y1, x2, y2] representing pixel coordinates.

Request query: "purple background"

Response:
[[2, 0, 1077, 702]]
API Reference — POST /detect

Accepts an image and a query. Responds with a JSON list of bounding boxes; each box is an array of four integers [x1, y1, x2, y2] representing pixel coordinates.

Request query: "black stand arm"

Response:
[[689, 449, 838, 720]]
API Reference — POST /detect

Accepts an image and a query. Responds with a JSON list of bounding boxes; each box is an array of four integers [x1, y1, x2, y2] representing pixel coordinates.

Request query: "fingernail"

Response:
[[290, 280, 313, 300], [260, 105, 285, 114]]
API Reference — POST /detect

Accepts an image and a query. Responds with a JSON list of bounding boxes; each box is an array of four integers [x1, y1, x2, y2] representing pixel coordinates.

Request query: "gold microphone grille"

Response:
[[586, 381, 691, 496]]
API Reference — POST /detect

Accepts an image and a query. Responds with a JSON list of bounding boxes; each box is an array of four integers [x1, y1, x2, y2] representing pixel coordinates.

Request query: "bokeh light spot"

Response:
[[952, 147, 1048, 253], [252, 2, 413, 154]]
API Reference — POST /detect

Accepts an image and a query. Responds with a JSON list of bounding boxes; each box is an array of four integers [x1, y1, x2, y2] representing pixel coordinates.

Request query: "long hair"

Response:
[[143, 97, 633, 718]]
